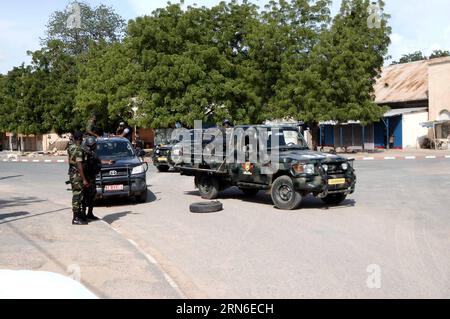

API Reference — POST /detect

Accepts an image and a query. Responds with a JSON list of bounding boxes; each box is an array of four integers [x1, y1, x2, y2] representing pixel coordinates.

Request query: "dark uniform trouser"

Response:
[[82, 176, 96, 216], [70, 173, 84, 219]]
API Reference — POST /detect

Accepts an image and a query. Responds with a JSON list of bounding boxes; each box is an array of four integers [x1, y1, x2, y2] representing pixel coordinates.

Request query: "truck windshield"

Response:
[[96, 141, 135, 158], [267, 129, 309, 150]]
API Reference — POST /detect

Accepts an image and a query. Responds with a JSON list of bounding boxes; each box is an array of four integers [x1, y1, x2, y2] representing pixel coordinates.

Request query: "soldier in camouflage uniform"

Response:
[[82, 136, 102, 222], [68, 131, 90, 225], [86, 113, 101, 138]]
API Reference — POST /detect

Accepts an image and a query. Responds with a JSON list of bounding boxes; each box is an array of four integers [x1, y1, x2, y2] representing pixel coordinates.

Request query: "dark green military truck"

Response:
[[175, 125, 356, 210]]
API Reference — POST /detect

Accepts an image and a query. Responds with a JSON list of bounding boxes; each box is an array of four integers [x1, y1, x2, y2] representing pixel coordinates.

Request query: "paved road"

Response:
[[0, 160, 449, 298]]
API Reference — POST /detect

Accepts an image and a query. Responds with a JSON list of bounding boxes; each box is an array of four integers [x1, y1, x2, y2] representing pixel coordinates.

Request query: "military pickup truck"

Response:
[[174, 125, 356, 210]]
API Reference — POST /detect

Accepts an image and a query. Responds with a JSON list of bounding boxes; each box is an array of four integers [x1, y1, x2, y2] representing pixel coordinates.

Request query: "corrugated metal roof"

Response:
[[384, 107, 428, 118], [374, 57, 450, 104]]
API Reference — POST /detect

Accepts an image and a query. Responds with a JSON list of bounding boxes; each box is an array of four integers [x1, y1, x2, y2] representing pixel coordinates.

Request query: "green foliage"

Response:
[[43, 1, 126, 55], [76, 41, 140, 132], [293, 0, 391, 126], [0, 0, 392, 135], [392, 51, 427, 64], [429, 49, 450, 59], [392, 49, 450, 65]]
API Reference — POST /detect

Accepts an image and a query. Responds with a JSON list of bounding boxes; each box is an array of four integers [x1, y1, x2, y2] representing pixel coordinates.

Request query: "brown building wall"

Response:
[[428, 58, 450, 121]]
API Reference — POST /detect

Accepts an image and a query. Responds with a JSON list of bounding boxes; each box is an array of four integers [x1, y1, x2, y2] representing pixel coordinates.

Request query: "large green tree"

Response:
[[43, 1, 126, 55], [292, 0, 391, 147], [76, 41, 140, 132]]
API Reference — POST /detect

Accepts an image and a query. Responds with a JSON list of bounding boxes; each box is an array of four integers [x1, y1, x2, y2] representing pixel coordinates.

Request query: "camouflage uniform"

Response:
[[68, 143, 85, 220], [86, 119, 101, 137]]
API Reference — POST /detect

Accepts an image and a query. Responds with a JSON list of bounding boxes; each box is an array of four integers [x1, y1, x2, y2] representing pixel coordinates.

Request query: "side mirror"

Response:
[[138, 150, 146, 157]]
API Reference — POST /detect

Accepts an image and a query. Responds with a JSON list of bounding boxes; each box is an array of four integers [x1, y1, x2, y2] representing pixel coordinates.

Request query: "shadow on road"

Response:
[[95, 188, 157, 208], [102, 211, 135, 225], [0, 197, 45, 210], [185, 187, 356, 211], [0, 175, 23, 181], [0, 208, 71, 225], [0, 211, 29, 221]]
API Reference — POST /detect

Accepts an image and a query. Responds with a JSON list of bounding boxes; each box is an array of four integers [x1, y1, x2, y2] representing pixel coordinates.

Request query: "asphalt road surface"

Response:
[[0, 160, 449, 298]]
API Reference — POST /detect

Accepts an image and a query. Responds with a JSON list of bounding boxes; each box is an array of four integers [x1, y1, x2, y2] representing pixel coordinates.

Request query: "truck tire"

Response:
[[271, 176, 303, 210], [157, 165, 170, 172], [190, 201, 223, 214], [197, 174, 220, 200], [321, 194, 347, 205], [240, 188, 260, 197], [136, 188, 148, 203]]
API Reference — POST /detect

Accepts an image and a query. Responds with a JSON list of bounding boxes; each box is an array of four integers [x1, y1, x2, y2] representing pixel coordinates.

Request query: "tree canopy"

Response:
[[0, 0, 392, 137], [392, 49, 450, 64]]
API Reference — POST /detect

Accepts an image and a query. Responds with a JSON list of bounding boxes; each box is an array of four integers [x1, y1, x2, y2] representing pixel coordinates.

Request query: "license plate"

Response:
[[105, 185, 124, 192], [157, 157, 168, 162], [328, 178, 346, 186]]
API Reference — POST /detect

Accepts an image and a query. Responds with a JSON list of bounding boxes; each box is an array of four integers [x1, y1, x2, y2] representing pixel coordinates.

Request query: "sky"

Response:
[[1, 0, 450, 74]]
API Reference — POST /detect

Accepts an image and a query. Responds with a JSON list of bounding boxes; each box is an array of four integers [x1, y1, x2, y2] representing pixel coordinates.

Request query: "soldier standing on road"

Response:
[[82, 136, 102, 222], [86, 113, 101, 138], [68, 131, 90, 226]]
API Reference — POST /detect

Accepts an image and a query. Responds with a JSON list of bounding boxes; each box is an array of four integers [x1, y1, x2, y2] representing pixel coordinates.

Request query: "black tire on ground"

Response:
[[136, 188, 148, 203], [321, 194, 347, 205], [197, 174, 220, 200], [190, 201, 223, 214], [240, 188, 260, 196], [271, 176, 303, 210], [157, 165, 170, 172]]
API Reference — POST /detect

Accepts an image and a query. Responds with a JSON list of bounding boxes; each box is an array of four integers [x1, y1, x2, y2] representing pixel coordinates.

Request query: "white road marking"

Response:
[[405, 156, 416, 160], [44, 160, 52, 163], [445, 155, 450, 159], [384, 157, 396, 160], [363, 157, 375, 161], [57, 160, 65, 163], [100, 221, 186, 298], [2, 159, 7, 162], [21, 160, 29, 162], [33, 160, 40, 163], [425, 156, 437, 159]]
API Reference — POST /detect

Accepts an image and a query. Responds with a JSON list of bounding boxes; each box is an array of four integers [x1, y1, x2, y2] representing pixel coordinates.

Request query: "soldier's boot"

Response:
[[86, 207, 100, 221], [72, 210, 88, 226]]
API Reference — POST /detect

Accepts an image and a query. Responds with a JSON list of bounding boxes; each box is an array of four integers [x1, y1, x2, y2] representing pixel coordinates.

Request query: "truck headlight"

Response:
[[322, 164, 328, 172], [131, 165, 145, 175], [155, 149, 160, 155], [292, 163, 315, 175], [304, 164, 315, 175], [341, 163, 349, 171]]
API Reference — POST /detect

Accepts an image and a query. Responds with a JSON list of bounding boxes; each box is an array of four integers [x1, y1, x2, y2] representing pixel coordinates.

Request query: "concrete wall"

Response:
[[428, 58, 450, 121], [402, 111, 429, 149]]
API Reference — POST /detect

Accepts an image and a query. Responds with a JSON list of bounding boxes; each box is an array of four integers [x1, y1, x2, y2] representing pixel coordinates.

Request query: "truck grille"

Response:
[[101, 168, 129, 178], [327, 163, 345, 175]]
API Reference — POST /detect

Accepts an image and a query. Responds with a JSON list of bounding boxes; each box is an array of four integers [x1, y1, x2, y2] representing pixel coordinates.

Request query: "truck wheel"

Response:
[[321, 194, 347, 205], [136, 188, 148, 203], [157, 165, 170, 172], [190, 201, 223, 214], [197, 175, 220, 200], [240, 188, 259, 197], [271, 176, 302, 210]]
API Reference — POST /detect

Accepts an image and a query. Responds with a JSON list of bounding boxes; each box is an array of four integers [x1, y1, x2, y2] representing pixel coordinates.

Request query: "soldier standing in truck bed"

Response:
[[86, 113, 101, 138]]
